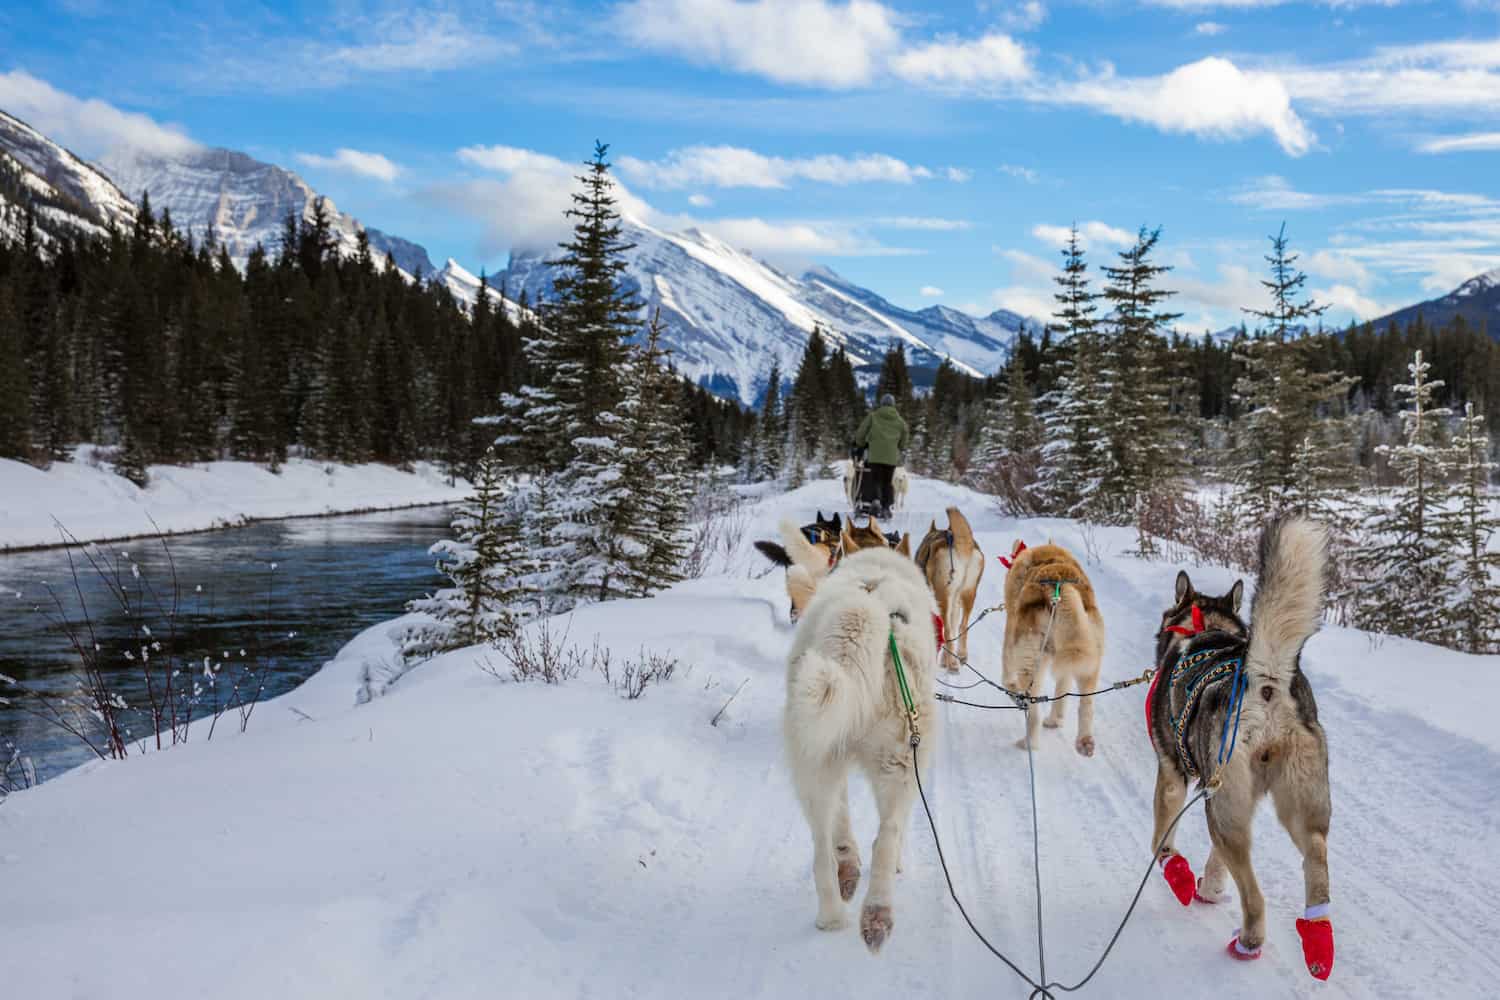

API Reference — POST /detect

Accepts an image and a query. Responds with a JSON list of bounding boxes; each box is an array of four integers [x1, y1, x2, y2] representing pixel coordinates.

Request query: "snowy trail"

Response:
[[2, 476, 1496, 999]]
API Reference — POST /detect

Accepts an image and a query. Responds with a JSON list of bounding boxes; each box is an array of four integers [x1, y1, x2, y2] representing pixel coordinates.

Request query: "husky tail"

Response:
[[1247, 517, 1328, 692], [779, 518, 834, 577], [946, 506, 975, 548], [784, 603, 885, 765], [754, 540, 793, 567]]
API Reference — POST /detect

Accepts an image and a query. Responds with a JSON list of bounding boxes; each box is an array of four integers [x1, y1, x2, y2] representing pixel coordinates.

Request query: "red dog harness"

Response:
[[998, 540, 1027, 569]]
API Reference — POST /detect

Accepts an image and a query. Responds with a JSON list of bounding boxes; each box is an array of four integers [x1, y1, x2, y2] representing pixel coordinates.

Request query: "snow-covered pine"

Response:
[[965, 357, 1041, 511], [1439, 402, 1500, 653], [1035, 224, 1105, 517], [1231, 226, 1353, 521], [400, 448, 525, 661], [617, 313, 694, 597], [1349, 351, 1457, 644], [755, 360, 784, 483], [1096, 225, 1183, 524]]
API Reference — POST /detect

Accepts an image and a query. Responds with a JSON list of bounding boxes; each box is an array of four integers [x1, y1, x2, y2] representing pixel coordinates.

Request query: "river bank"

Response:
[[0, 448, 470, 551]]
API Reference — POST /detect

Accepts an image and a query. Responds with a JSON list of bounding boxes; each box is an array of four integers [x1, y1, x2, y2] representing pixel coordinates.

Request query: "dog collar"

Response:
[[1164, 604, 1205, 637]]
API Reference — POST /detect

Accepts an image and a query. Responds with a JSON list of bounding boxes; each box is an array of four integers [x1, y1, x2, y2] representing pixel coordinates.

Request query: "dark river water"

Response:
[[0, 506, 453, 783]]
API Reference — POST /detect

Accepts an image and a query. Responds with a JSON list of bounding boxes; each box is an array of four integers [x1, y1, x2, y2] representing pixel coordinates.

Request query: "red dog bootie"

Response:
[[1226, 930, 1262, 961], [1159, 853, 1195, 907], [1296, 904, 1334, 980]]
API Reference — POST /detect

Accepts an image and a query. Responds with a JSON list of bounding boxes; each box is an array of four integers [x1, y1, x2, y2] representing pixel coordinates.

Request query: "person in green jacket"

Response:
[[853, 394, 909, 517]]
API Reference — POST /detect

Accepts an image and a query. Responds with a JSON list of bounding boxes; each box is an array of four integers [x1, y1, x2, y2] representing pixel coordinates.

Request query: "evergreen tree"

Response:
[[1097, 225, 1183, 524], [1036, 224, 1104, 515], [756, 360, 784, 481], [400, 448, 526, 660], [1349, 351, 1455, 644], [1440, 403, 1500, 652], [1232, 225, 1352, 520]]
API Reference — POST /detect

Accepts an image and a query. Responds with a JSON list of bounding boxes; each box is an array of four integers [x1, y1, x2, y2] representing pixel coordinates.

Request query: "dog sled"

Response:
[[843, 446, 908, 520]]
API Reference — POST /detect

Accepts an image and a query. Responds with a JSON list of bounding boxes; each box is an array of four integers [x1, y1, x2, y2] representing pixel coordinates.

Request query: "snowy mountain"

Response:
[[0, 109, 136, 244], [1371, 266, 1500, 337], [97, 146, 435, 275], [500, 219, 1042, 405], [432, 257, 529, 324]]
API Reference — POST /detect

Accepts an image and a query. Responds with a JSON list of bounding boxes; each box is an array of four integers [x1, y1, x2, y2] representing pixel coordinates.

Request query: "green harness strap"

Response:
[[888, 627, 921, 746]]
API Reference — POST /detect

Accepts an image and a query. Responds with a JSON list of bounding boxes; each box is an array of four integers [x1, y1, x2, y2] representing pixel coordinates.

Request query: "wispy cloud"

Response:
[[875, 216, 972, 230], [920, 285, 944, 297], [615, 145, 963, 189], [999, 163, 1040, 183], [889, 33, 1032, 89], [1194, 21, 1228, 36], [1280, 37, 1500, 117], [998, 1, 1048, 32], [0, 69, 198, 157], [687, 193, 713, 207], [296, 148, 402, 182], [1418, 132, 1500, 154], [1032, 221, 1134, 250]]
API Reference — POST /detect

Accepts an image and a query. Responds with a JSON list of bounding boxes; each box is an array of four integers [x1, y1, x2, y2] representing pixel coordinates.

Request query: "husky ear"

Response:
[[1175, 570, 1193, 602], [1228, 579, 1244, 612], [832, 513, 842, 532], [897, 534, 911, 557], [866, 516, 881, 536]]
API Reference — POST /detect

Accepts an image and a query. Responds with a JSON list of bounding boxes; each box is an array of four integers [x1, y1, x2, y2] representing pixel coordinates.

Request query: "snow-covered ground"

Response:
[[2, 475, 1495, 998], [0, 448, 469, 550]]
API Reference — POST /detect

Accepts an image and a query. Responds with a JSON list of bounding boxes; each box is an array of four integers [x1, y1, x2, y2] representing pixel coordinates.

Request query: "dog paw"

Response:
[[1075, 734, 1096, 757], [1042, 717, 1062, 729], [816, 909, 848, 931], [860, 904, 893, 953], [1014, 736, 1031, 750], [838, 858, 861, 901]]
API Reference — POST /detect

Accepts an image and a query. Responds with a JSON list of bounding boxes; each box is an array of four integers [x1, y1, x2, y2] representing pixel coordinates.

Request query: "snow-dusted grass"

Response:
[[0, 448, 469, 551], [2, 475, 1495, 998]]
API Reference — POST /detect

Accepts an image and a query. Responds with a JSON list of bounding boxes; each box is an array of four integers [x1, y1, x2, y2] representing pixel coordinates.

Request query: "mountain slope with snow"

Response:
[[3, 475, 1493, 998], [97, 146, 435, 275], [502, 220, 1043, 405], [0, 109, 136, 244], [1370, 267, 1500, 338]]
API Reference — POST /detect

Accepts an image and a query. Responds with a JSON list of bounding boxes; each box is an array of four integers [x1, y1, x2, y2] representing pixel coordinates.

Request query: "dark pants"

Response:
[[865, 462, 896, 513]]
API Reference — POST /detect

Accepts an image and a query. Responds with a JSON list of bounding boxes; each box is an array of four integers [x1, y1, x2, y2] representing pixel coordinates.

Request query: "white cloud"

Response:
[[458, 144, 575, 175], [1281, 37, 1500, 117], [1031, 221, 1134, 250], [945, 166, 972, 182], [0, 69, 199, 158], [321, 10, 511, 75], [1305, 249, 1373, 289], [999, 1, 1048, 32], [1046, 57, 1315, 156], [1000, 248, 1058, 283], [890, 33, 1032, 89], [1418, 132, 1500, 154], [989, 285, 1055, 320], [999, 163, 1040, 183], [615, 0, 901, 88], [1194, 21, 1228, 36], [687, 193, 713, 207], [1315, 283, 1392, 322], [876, 216, 972, 230], [615, 145, 950, 189], [920, 285, 944, 297], [1228, 175, 1360, 211], [295, 148, 401, 182]]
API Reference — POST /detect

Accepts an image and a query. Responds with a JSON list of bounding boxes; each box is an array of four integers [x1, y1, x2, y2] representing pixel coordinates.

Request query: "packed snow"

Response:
[[2, 475, 1495, 998], [0, 448, 468, 550]]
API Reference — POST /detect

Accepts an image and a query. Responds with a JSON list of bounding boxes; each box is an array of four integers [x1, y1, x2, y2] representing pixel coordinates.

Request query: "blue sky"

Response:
[[3, 0, 1499, 331]]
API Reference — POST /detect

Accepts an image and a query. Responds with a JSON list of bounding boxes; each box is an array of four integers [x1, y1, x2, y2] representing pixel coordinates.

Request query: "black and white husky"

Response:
[[783, 544, 940, 954], [1146, 517, 1336, 980]]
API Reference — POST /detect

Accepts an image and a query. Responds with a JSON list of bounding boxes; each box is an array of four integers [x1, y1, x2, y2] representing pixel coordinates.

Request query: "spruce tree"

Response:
[[1441, 403, 1500, 652], [1349, 351, 1455, 644], [1037, 224, 1103, 516], [401, 448, 526, 660], [1232, 225, 1352, 520], [1097, 226, 1183, 525], [756, 360, 784, 481]]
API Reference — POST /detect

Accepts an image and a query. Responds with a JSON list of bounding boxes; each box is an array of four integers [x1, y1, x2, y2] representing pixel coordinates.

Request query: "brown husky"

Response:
[[999, 538, 1105, 755], [913, 508, 984, 672], [1146, 518, 1335, 980]]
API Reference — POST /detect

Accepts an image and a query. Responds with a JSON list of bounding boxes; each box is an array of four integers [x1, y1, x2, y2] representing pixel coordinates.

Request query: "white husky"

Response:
[[783, 545, 940, 953]]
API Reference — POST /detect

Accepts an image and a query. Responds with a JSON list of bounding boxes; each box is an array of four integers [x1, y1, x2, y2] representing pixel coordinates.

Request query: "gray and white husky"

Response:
[[1146, 517, 1336, 980], [783, 544, 940, 954]]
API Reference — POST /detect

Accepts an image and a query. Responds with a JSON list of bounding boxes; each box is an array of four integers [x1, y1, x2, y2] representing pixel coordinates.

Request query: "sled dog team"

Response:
[[760, 506, 1336, 982]]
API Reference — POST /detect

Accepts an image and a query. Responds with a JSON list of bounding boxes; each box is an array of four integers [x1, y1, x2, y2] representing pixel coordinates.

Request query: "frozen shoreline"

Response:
[[0, 450, 468, 552]]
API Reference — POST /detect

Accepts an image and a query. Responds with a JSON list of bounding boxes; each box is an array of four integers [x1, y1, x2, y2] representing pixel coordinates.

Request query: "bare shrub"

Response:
[[0, 737, 39, 801], [604, 648, 680, 700], [683, 485, 749, 579], [483, 617, 586, 684], [973, 451, 1042, 517], [1133, 488, 1256, 571], [4, 524, 282, 767]]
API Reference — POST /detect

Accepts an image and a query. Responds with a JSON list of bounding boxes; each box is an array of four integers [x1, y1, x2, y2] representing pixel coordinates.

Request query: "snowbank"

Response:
[[2, 475, 1495, 998], [0, 449, 468, 550]]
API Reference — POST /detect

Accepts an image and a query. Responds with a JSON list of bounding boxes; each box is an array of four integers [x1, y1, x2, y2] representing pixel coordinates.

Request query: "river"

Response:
[[0, 506, 454, 784]]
